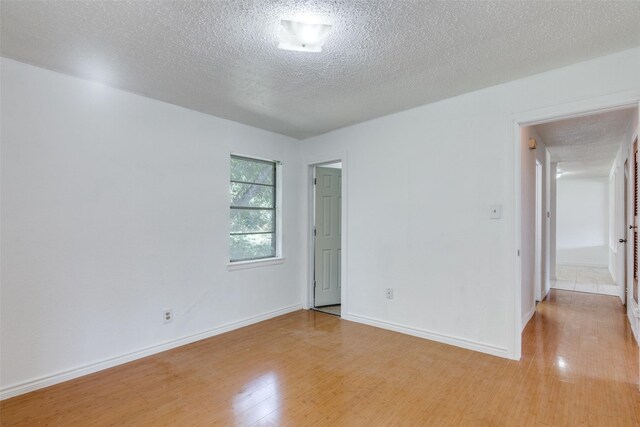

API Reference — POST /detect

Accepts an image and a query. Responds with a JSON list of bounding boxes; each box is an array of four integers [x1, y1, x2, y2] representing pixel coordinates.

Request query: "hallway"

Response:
[[552, 264, 620, 296], [521, 290, 639, 424]]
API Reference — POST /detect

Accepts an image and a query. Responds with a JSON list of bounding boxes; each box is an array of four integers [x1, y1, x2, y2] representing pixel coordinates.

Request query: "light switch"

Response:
[[489, 204, 502, 219]]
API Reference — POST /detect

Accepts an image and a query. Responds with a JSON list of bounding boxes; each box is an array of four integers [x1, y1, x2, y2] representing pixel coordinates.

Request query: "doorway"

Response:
[[514, 97, 640, 361], [534, 108, 638, 298], [312, 162, 342, 316]]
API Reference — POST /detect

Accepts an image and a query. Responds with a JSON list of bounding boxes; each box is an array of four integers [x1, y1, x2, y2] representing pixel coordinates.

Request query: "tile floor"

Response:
[[551, 264, 620, 296], [314, 304, 341, 316]]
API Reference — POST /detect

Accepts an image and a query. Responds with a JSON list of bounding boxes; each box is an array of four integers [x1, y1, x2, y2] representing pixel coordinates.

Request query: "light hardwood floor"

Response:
[[1, 290, 639, 426]]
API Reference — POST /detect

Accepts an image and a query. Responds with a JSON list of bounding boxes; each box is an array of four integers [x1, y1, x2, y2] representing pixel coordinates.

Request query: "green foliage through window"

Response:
[[230, 156, 277, 262]]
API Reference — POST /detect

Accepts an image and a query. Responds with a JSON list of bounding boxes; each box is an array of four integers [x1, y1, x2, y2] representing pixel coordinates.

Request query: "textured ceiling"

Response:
[[2, 1, 640, 139], [534, 108, 638, 178]]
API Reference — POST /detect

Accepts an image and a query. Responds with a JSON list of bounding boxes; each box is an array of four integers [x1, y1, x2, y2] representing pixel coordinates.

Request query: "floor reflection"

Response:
[[2, 290, 638, 425], [233, 372, 280, 425]]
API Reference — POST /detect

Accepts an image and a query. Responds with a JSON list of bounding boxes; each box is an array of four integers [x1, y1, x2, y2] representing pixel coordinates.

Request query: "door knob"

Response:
[[619, 238, 628, 243]]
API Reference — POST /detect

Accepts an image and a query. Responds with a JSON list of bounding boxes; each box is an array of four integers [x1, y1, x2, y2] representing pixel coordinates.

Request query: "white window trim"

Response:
[[229, 153, 283, 265]]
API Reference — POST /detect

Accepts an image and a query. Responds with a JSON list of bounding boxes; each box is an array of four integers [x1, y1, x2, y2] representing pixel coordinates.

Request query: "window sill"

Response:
[[227, 257, 285, 271]]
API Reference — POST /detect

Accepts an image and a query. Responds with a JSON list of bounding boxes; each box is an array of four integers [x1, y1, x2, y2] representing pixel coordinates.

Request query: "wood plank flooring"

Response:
[[1, 290, 639, 426]]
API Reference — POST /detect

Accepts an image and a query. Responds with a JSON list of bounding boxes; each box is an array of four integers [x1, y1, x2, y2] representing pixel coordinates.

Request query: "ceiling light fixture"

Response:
[[278, 19, 332, 53]]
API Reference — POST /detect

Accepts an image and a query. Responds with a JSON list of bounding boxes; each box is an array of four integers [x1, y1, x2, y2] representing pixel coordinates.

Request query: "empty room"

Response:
[[1, 1, 640, 425]]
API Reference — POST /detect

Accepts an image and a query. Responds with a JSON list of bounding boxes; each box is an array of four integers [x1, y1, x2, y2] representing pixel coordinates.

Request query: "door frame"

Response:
[[313, 165, 342, 308], [305, 153, 348, 317], [511, 92, 640, 360], [534, 159, 543, 302], [623, 157, 630, 305], [633, 139, 639, 306]]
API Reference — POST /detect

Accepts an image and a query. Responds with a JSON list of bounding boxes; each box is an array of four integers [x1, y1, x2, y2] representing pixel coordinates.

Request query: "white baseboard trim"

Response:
[[541, 287, 550, 301], [0, 303, 302, 401], [342, 312, 509, 359], [521, 305, 536, 332]]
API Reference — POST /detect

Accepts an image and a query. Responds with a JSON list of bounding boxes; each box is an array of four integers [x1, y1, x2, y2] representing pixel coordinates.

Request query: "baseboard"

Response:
[[521, 305, 536, 332], [0, 303, 302, 401], [541, 287, 550, 301], [342, 312, 509, 359]]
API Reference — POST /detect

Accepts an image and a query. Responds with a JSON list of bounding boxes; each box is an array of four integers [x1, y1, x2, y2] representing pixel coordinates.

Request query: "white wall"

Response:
[[610, 159, 624, 294], [2, 48, 640, 399], [300, 47, 640, 359], [608, 166, 618, 282], [550, 162, 558, 280], [556, 177, 609, 266], [0, 58, 304, 398], [520, 127, 549, 329], [545, 152, 552, 288], [608, 172, 613, 277]]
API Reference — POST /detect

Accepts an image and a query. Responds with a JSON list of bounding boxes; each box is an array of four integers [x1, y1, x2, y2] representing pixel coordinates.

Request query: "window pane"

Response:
[[230, 233, 275, 261], [230, 209, 274, 234], [231, 157, 274, 185], [229, 155, 278, 262], [230, 183, 274, 208]]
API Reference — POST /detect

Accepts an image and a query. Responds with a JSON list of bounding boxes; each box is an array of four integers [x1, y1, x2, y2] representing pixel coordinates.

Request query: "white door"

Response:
[[314, 167, 341, 307]]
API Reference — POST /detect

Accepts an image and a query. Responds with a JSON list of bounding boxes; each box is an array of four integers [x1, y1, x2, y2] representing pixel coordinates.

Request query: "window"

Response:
[[230, 155, 278, 262]]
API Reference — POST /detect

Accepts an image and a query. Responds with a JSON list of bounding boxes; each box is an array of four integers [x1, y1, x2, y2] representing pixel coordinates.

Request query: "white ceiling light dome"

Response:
[[278, 19, 332, 53]]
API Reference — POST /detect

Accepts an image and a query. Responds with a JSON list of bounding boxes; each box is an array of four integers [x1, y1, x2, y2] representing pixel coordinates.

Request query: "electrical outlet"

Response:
[[163, 309, 173, 324], [385, 288, 394, 300]]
